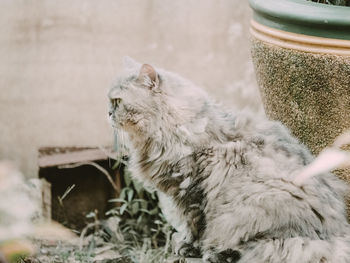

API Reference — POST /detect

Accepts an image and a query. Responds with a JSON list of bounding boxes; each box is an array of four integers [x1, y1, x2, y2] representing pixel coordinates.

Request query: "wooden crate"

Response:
[[38, 147, 122, 230]]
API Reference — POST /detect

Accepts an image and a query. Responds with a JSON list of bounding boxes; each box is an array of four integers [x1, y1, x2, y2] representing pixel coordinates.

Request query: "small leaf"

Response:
[[149, 207, 159, 215], [127, 189, 134, 202], [133, 180, 144, 195], [137, 214, 143, 224], [150, 191, 157, 200], [105, 208, 119, 216], [123, 171, 132, 187], [119, 187, 131, 200], [122, 226, 131, 232], [132, 199, 148, 203], [131, 202, 139, 215], [108, 198, 127, 203], [112, 160, 121, 169], [139, 209, 151, 215], [120, 204, 128, 215], [86, 212, 96, 218]]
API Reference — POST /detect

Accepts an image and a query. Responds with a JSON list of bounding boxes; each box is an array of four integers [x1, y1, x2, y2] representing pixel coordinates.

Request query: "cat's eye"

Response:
[[111, 98, 122, 108]]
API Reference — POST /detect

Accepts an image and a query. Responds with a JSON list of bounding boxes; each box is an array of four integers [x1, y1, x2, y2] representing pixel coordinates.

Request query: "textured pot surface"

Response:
[[251, 39, 350, 156], [250, 0, 350, 214]]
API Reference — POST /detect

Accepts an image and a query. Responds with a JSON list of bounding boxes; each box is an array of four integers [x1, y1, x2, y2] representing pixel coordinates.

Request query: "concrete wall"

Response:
[[0, 0, 261, 177]]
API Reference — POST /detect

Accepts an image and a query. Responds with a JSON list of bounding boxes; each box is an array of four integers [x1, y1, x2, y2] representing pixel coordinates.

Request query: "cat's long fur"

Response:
[[108, 58, 350, 262]]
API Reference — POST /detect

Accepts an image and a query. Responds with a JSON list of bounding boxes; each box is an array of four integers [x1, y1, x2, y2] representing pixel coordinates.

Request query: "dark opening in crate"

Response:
[[38, 147, 121, 230]]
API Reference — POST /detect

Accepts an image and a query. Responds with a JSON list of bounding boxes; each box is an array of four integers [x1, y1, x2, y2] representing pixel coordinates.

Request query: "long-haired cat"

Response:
[[108, 58, 350, 263]]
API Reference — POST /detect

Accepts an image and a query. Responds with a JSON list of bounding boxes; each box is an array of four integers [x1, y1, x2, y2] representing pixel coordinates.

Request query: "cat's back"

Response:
[[206, 111, 348, 223], [215, 111, 312, 176]]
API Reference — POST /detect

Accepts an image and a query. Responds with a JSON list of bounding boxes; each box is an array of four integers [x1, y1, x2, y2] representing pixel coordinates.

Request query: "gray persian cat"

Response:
[[108, 58, 350, 263]]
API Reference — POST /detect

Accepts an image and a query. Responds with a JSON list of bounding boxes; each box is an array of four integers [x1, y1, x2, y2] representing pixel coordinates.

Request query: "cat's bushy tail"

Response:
[[238, 235, 350, 263]]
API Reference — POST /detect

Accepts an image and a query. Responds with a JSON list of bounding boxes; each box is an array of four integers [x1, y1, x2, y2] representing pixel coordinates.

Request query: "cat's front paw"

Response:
[[175, 242, 201, 258], [203, 249, 241, 263]]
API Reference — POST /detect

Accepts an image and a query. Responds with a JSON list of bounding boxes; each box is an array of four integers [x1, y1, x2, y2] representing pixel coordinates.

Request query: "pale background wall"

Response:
[[0, 0, 261, 178]]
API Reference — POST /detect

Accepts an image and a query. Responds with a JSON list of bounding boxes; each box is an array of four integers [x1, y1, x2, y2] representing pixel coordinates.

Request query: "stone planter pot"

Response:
[[249, 0, 350, 189]]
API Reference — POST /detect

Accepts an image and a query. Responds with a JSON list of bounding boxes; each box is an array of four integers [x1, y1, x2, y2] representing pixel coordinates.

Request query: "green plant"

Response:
[[71, 163, 174, 263], [309, 0, 350, 6], [105, 167, 173, 262], [23, 159, 174, 263]]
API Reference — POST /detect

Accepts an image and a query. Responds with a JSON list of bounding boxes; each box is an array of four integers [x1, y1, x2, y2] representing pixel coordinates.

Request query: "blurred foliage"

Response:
[[309, 0, 350, 6]]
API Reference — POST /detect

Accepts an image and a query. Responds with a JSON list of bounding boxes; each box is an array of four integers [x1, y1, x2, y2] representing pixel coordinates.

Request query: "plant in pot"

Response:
[[249, 0, 350, 213]]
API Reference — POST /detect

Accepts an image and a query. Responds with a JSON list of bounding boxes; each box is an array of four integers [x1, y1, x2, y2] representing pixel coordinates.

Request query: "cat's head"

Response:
[[108, 57, 210, 146]]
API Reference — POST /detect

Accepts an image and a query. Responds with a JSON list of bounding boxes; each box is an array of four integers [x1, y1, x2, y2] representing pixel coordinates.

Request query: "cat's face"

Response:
[[108, 63, 164, 140], [108, 58, 211, 147]]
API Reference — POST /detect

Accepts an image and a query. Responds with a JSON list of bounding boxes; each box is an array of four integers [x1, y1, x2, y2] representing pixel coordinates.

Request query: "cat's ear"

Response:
[[137, 64, 160, 91], [122, 56, 140, 70]]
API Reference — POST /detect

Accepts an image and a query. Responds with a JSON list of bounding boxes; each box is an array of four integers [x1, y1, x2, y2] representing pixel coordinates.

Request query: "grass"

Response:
[[23, 164, 174, 263]]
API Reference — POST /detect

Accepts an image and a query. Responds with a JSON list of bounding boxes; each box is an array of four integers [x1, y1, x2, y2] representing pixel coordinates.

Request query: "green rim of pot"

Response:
[[249, 0, 350, 40]]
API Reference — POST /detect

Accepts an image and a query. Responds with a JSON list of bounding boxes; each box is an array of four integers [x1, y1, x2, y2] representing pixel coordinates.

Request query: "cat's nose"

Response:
[[108, 111, 113, 117]]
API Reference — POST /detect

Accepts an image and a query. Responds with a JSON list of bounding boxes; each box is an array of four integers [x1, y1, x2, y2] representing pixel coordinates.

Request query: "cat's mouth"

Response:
[[111, 120, 136, 133], [110, 114, 144, 136], [109, 118, 124, 130], [109, 114, 125, 127]]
